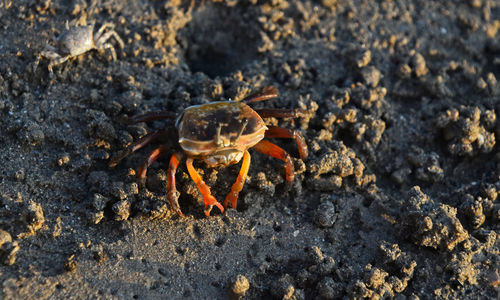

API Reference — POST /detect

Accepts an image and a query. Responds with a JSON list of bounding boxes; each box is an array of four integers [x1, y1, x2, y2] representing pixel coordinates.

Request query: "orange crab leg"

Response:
[[243, 86, 278, 104], [265, 126, 308, 160], [253, 140, 295, 182], [109, 130, 166, 167], [136, 145, 168, 187], [186, 158, 224, 216], [166, 152, 185, 217], [224, 150, 251, 210]]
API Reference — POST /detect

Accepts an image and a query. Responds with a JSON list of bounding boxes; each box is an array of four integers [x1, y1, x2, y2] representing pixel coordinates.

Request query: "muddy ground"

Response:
[[0, 0, 499, 299]]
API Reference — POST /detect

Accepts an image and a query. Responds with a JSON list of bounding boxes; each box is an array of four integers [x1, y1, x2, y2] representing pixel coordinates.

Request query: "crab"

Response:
[[36, 21, 124, 73], [109, 86, 308, 217]]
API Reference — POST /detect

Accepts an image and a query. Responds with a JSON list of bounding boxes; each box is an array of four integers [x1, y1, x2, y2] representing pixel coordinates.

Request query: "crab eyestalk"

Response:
[[231, 118, 248, 146], [215, 122, 223, 147]]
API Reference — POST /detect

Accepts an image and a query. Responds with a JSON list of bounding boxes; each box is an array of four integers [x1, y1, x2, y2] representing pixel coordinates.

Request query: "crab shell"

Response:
[[56, 25, 94, 56], [176, 101, 268, 167]]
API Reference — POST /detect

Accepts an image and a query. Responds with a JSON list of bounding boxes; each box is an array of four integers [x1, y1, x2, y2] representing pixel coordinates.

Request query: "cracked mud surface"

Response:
[[1, 0, 500, 299]]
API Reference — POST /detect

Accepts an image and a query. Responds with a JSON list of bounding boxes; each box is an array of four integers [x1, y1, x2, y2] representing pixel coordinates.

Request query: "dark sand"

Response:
[[0, 0, 499, 299]]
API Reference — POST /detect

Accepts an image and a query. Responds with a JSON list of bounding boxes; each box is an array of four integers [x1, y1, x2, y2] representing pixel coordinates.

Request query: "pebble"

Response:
[[313, 201, 337, 228]]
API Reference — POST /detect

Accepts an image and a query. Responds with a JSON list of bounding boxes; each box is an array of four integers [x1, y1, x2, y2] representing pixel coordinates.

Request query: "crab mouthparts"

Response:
[[204, 149, 244, 167]]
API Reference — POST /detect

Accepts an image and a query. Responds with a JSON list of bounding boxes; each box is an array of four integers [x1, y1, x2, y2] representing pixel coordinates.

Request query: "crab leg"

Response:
[[224, 150, 251, 209], [35, 45, 59, 72], [129, 111, 177, 123], [99, 43, 118, 61], [166, 152, 184, 217], [186, 158, 224, 216], [95, 23, 115, 40], [253, 140, 295, 182], [254, 108, 305, 119], [265, 126, 308, 160], [96, 29, 125, 49], [109, 130, 166, 167], [137, 145, 169, 187], [243, 86, 278, 104], [47, 55, 71, 73]]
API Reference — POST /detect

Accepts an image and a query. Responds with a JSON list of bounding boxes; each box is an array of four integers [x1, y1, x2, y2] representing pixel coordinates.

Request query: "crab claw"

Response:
[[203, 195, 224, 216], [224, 192, 239, 210], [168, 189, 185, 218], [186, 158, 226, 216]]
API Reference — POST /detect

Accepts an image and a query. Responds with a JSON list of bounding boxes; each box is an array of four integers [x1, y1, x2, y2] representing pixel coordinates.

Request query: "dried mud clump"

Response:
[[0, 195, 45, 239], [86, 109, 117, 142], [458, 182, 500, 230], [460, 194, 487, 230], [0, 198, 45, 266], [349, 114, 386, 148], [19, 201, 45, 237], [271, 54, 315, 89], [426, 230, 498, 294], [436, 106, 496, 156], [319, 87, 386, 156], [348, 84, 387, 111], [270, 273, 305, 300], [392, 146, 443, 184], [392, 51, 431, 98], [135, 2, 194, 68], [230, 274, 250, 299], [400, 186, 468, 251], [0, 229, 20, 265], [407, 146, 443, 182], [256, 0, 294, 52], [293, 244, 417, 299], [327, 107, 386, 148], [112, 199, 131, 221], [88, 193, 109, 224], [86, 171, 139, 223], [349, 242, 417, 299], [443, 241, 480, 286], [461, 229, 498, 284], [307, 140, 375, 191], [295, 246, 343, 299]]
